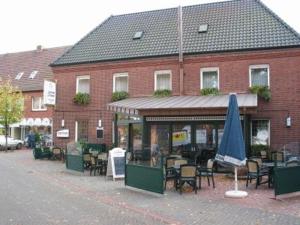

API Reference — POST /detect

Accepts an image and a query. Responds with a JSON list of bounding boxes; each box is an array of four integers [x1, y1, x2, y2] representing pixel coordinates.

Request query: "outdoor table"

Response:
[[262, 162, 285, 188]]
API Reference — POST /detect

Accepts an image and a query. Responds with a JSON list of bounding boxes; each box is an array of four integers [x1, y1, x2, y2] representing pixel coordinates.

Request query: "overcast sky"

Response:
[[0, 0, 299, 54]]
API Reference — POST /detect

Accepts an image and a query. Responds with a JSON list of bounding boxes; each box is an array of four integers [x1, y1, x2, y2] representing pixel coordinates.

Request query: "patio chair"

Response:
[[271, 151, 284, 162], [246, 160, 269, 189], [83, 153, 91, 169], [90, 156, 102, 176], [197, 159, 215, 189], [174, 159, 188, 166], [164, 157, 177, 190], [97, 153, 108, 175], [250, 157, 268, 173], [52, 147, 62, 160], [286, 160, 300, 167], [177, 164, 197, 194], [260, 150, 268, 161]]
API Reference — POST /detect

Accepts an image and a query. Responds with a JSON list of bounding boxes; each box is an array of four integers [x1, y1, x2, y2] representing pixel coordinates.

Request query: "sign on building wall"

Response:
[[57, 129, 69, 138], [43, 80, 56, 105]]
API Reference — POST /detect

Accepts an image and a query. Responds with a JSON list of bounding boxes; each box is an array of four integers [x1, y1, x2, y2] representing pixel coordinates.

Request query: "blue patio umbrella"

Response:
[[215, 94, 248, 198]]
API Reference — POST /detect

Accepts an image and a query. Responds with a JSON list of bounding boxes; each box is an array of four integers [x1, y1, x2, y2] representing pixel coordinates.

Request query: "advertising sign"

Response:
[[43, 80, 56, 105]]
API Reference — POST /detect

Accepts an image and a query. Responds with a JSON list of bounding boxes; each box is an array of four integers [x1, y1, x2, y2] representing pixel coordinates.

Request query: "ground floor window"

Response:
[[251, 120, 270, 145], [150, 124, 170, 156], [172, 124, 191, 154], [118, 125, 128, 149], [132, 124, 142, 151], [76, 120, 88, 142]]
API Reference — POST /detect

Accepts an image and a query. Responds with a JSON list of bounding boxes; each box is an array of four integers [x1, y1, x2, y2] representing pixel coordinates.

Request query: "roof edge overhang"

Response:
[[50, 45, 300, 68]]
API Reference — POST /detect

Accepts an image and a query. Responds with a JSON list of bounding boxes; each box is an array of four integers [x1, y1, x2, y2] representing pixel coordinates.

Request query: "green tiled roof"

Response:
[[52, 0, 300, 66]]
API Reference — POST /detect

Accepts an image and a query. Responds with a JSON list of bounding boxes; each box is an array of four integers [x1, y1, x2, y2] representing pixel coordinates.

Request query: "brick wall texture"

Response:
[[52, 48, 300, 150]]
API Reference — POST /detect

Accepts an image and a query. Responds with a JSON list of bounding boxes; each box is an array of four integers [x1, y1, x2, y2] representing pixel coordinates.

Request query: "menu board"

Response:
[[106, 148, 126, 180]]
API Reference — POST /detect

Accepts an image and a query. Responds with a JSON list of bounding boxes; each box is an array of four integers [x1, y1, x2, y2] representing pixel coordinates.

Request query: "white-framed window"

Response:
[[251, 120, 270, 145], [32, 96, 47, 111], [113, 73, 128, 92], [15, 72, 24, 80], [200, 67, 219, 89], [75, 120, 88, 142], [249, 65, 270, 87], [76, 75, 90, 94], [154, 70, 172, 90]]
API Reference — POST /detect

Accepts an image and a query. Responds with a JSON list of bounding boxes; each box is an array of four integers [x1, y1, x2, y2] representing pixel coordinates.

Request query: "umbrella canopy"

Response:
[[215, 94, 246, 166]]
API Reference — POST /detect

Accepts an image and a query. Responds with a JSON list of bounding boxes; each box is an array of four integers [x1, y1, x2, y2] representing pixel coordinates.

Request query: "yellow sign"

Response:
[[173, 131, 188, 146]]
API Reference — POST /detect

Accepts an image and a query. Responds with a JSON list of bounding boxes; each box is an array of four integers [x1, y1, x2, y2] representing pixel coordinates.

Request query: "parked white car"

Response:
[[0, 135, 23, 150]]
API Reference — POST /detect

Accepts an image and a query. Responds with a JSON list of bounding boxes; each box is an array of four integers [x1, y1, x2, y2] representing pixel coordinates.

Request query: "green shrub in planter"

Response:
[[249, 85, 271, 101], [200, 88, 219, 96], [73, 93, 90, 105], [153, 89, 171, 97], [251, 144, 270, 157], [112, 91, 128, 102]]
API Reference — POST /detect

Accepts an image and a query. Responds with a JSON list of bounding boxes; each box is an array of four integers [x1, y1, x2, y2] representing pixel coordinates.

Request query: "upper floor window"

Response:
[[76, 75, 90, 94], [15, 72, 24, 80], [32, 96, 46, 111], [154, 70, 172, 90], [249, 65, 269, 87], [113, 73, 128, 92], [200, 67, 219, 89]]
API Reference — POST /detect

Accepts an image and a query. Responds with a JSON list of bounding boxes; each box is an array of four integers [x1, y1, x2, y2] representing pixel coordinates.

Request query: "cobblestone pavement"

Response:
[[0, 150, 300, 225]]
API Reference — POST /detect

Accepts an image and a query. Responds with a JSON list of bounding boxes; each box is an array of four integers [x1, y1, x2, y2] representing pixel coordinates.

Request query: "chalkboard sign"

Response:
[[107, 148, 126, 180], [113, 157, 125, 175]]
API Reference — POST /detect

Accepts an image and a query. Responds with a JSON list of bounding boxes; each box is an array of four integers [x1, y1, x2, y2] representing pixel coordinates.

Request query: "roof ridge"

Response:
[[50, 15, 114, 67], [255, 0, 300, 40], [108, 0, 234, 18], [0, 45, 70, 57]]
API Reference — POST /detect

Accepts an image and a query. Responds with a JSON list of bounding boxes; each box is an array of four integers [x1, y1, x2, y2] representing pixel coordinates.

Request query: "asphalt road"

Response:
[[0, 150, 299, 225]]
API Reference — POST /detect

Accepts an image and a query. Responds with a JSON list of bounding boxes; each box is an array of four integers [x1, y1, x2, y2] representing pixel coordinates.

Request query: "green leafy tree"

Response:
[[0, 81, 24, 151]]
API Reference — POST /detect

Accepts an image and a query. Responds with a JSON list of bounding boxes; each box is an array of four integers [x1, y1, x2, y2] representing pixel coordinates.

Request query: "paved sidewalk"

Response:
[[0, 150, 300, 225]]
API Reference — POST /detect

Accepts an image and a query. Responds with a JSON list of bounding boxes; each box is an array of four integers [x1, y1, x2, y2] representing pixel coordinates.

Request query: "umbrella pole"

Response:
[[225, 166, 248, 198], [234, 167, 238, 191]]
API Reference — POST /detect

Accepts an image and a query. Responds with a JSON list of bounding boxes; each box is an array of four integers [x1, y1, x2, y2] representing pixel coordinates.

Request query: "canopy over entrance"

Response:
[[107, 94, 257, 115]]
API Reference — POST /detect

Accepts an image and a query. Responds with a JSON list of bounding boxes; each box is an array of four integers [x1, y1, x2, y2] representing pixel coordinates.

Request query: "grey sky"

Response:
[[0, 0, 299, 54]]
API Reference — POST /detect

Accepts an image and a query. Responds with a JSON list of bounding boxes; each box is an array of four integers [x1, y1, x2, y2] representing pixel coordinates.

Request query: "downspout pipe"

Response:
[[178, 6, 184, 96]]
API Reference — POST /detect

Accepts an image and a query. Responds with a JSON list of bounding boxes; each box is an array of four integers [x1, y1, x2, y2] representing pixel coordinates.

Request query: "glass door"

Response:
[[195, 123, 217, 151]]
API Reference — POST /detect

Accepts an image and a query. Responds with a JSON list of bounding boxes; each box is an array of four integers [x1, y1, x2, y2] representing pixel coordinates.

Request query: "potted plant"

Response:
[[73, 93, 90, 105], [153, 89, 171, 97], [249, 85, 271, 101], [200, 88, 219, 96], [111, 91, 129, 102]]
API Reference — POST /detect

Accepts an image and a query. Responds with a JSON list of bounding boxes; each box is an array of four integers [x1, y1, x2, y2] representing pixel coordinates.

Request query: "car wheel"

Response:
[[16, 143, 22, 150]]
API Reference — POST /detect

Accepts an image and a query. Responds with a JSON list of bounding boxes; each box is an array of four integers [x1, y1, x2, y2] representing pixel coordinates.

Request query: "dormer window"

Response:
[[133, 31, 144, 40], [198, 24, 208, 33], [29, 70, 38, 79], [15, 72, 24, 80]]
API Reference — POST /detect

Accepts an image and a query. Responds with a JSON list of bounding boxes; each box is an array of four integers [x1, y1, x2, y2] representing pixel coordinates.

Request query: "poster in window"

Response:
[[196, 129, 207, 144]]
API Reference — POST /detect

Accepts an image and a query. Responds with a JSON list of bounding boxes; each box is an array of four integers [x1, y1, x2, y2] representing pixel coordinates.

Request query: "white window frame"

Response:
[[249, 64, 270, 87], [76, 75, 90, 94], [32, 96, 47, 111], [75, 121, 78, 142], [250, 119, 270, 145], [154, 70, 172, 91], [200, 67, 219, 90], [113, 73, 128, 92]]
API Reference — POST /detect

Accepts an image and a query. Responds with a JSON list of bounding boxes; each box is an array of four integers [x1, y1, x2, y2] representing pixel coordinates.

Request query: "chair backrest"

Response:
[[260, 150, 267, 160], [98, 153, 107, 160], [174, 159, 188, 166], [83, 154, 91, 161], [286, 160, 300, 167], [271, 151, 284, 162], [52, 148, 61, 155], [207, 159, 215, 169], [166, 157, 176, 169], [250, 157, 263, 167], [247, 160, 258, 173], [90, 156, 96, 165], [180, 165, 196, 178]]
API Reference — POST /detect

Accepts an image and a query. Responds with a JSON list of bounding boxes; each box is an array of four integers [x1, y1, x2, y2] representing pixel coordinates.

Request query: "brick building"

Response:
[[0, 46, 69, 140], [51, 0, 300, 156]]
